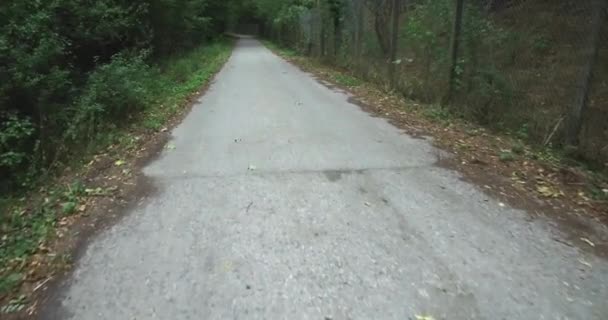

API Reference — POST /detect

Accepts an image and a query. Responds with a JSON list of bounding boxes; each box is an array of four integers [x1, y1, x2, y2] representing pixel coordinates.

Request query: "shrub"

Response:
[[0, 0, 234, 193], [66, 52, 158, 144], [0, 114, 35, 190]]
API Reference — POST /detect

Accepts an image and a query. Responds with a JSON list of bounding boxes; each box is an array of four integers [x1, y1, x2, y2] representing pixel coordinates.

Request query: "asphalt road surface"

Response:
[[46, 39, 608, 320]]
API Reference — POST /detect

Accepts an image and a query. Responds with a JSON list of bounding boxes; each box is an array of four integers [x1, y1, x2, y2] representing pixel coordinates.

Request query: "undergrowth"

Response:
[[0, 40, 232, 306]]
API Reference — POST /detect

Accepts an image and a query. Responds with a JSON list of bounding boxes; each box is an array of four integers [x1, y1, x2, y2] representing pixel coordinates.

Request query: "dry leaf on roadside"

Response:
[[58, 217, 69, 226], [580, 237, 595, 247], [537, 185, 562, 198], [578, 259, 592, 268]]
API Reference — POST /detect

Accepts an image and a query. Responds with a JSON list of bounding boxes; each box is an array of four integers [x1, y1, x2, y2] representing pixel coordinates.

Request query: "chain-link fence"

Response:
[[266, 0, 607, 165]]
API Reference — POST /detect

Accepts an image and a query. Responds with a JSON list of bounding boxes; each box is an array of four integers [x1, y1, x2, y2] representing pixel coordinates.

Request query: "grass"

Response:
[[0, 39, 233, 307], [332, 74, 363, 87], [261, 40, 299, 57], [262, 40, 363, 89], [421, 104, 453, 126], [130, 41, 232, 135]]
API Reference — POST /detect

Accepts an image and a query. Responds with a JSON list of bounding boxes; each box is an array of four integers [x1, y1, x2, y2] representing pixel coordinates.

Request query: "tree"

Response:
[[0, 0, 236, 189], [327, 0, 345, 57], [364, 0, 393, 57], [565, 0, 607, 145]]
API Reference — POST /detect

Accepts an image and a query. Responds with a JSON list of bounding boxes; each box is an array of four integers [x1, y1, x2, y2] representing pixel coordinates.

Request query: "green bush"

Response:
[[399, 0, 453, 101], [0, 114, 34, 170], [398, 0, 516, 122], [66, 52, 158, 143], [0, 0, 234, 192]]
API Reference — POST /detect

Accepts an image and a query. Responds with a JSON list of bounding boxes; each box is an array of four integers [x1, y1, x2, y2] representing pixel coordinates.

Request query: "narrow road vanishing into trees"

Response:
[[43, 39, 608, 320]]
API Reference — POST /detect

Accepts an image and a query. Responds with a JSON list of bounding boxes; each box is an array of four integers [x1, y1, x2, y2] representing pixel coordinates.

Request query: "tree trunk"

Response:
[[388, 0, 400, 87], [334, 14, 342, 58], [308, 15, 314, 55], [374, 14, 390, 57], [565, 0, 606, 145], [355, 1, 364, 64], [320, 20, 326, 57], [446, 0, 465, 103], [316, 0, 325, 58]]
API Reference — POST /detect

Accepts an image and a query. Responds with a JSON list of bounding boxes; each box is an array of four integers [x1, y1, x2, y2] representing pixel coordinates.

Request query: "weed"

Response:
[[511, 142, 525, 155], [0, 273, 23, 297], [143, 116, 165, 131], [499, 151, 516, 162], [465, 128, 484, 136], [587, 185, 608, 201], [1, 295, 26, 314], [61, 201, 77, 215], [515, 123, 529, 140], [422, 105, 452, 125], [333, 74, 362, 87], [532, 35, 552, 54], [262, 40, 299, 57]]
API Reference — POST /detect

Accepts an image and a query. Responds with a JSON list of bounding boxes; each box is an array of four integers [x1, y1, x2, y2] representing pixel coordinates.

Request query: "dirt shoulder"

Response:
[[265, 43, 608, 259]]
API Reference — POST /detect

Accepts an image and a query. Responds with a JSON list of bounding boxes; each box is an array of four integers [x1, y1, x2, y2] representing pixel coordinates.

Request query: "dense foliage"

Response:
[[0, 0, 237, 191]]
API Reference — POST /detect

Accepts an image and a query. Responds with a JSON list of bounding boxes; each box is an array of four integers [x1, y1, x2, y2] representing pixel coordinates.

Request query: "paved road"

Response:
[[47, 39, 608, 319]]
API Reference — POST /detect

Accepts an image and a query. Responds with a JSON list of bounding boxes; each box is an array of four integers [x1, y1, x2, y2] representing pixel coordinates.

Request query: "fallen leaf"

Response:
[[578, 259, 592, 268], [580, 237, 595, 247], [58, 217, 70, 226], [415, 315, 435, 320], [536, 185, 562, 198], [33, 277, 53, 292], [498, 202, 505, 207], [166, 144, 176, 150], [2, 295, 27, 314], [364, 202, 371, 207], [114, 160, 125, 166]]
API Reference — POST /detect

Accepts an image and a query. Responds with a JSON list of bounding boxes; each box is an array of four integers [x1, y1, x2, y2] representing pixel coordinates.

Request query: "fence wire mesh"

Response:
[[268, 0, 607, 164]]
